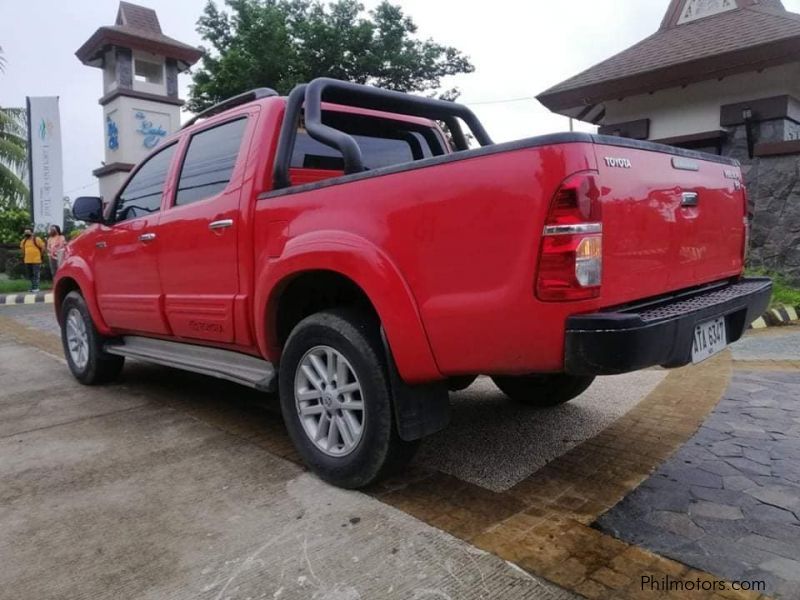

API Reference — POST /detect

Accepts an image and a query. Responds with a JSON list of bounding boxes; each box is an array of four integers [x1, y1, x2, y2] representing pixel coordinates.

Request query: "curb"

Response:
[[751, 304, 799, 329], [0, 292, 54, 306]]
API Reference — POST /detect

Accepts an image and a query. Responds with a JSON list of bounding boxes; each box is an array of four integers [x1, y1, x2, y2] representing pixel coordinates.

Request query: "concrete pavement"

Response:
[[4, 303, 799, 599], [0, 335, 575, 600], [1, 303, 669, 493]]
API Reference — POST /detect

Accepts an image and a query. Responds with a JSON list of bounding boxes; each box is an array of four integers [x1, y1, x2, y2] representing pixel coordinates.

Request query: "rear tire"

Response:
[[278, 308, 418, 489], [60, 291, 124, 385], [492, 373, 595, 407]]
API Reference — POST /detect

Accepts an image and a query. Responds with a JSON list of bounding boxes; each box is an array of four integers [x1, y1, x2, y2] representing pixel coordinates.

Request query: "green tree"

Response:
[[188, 0, 474, 111], [0, 205, 30, 244], [0, 46, 29, 210]]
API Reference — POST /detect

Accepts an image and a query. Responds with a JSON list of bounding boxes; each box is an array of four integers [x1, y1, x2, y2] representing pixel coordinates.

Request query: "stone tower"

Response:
[[76, 1, 202, 201]]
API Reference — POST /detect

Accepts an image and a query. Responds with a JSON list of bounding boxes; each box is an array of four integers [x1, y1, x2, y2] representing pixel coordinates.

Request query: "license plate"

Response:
[[691, 317, 727, 364]]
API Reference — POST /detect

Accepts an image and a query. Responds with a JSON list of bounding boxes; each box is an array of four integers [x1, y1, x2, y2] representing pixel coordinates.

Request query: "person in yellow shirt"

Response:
[[20, 228, 45, 293]]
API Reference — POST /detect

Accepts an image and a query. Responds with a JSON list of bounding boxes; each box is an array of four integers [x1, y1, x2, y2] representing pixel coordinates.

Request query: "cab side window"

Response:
[[114, 143, 177, 222], [175, 118, 248, 206]]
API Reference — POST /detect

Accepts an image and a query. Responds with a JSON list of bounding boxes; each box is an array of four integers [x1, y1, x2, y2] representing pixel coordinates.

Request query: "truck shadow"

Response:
[[115, 361, 665, 492]]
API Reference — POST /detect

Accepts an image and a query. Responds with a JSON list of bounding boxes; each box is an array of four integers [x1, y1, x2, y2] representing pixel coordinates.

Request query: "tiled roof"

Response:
[[116, 1, 162, 34], [538, 0, 800, 113], [76, 2, 202, 68]]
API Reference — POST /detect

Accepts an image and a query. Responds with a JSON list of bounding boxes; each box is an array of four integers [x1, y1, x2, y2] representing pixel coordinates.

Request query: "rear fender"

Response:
[[255, 231, 442, 383]]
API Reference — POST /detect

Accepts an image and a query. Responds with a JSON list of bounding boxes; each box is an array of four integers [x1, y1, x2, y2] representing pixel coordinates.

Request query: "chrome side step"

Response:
[[104, 336, 276, 392]]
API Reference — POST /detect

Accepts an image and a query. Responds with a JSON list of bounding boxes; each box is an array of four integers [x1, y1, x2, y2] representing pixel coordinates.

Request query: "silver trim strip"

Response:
[[209, 219, 234, 230], [543, 223, 603, 236], [105, 336, 276, 392]]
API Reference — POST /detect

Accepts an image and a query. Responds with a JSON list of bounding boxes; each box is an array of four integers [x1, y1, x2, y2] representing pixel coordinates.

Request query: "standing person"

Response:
[[46, 225, 67, 276], [19, 228, 45, 293]]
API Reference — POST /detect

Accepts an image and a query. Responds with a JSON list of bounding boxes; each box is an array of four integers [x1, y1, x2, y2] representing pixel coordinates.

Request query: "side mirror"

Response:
[[72, 196, 104, 224]]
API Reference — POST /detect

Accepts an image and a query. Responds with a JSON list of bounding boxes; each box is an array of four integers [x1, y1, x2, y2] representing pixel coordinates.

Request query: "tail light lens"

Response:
[[536, 173, 602, 301]]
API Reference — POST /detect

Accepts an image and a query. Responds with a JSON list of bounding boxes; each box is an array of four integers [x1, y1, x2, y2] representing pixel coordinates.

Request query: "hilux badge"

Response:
[[604, 157, 632, 169]]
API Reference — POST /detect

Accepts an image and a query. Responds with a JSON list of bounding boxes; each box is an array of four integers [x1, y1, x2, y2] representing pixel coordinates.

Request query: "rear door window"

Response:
[[175, 118, 248, 206]]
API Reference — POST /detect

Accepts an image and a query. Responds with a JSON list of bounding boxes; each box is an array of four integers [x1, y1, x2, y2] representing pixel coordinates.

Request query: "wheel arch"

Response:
[[53, 260, 111, 334], [255, 233, 442, 383]]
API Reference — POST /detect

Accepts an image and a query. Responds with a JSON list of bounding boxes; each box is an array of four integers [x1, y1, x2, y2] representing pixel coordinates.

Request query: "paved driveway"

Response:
[[3, 304, 799, 600], [0, 333, 573, 600], [599, 352, 800, 598]]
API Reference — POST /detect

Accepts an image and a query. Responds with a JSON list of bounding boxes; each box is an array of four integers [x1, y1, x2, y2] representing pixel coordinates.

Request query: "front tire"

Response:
[[60, 291, 124, 385], [492, 373, 595, 407], [278, 309, 418, 489]]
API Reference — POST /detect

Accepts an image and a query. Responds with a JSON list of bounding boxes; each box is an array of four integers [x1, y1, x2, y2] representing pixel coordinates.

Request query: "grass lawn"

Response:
[[748, 268, 800, 308], [0, 274, 53, 294]]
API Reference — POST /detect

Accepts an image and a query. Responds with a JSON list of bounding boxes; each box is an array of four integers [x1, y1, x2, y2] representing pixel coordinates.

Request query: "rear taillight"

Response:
[[536, 173, 602, 301]]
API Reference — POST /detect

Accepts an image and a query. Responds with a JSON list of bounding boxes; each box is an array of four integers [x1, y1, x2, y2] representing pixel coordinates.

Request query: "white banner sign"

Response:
[[27, 96, 64, 231]]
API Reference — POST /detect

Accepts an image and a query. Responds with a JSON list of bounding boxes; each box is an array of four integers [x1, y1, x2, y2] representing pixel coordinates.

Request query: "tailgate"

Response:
[[592, 141, 746, 306]]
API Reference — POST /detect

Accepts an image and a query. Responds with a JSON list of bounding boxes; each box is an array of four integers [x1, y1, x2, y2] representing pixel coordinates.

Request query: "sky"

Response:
[[3, 0, 800, 198]]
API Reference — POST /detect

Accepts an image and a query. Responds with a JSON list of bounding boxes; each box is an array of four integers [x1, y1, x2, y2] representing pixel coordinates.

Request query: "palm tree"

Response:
[[0, 46, 29, 208]]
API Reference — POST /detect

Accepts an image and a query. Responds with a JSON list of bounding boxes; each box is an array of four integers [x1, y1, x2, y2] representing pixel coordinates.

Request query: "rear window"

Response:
[[290, 111, 444, 172], [175, 118, 247, 206]]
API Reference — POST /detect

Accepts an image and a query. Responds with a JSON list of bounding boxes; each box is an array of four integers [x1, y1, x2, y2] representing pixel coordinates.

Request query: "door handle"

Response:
[[138, 233, 157, 242], [209, 219, 234, 231], [681, 192, 699, 207], [95, 241, 107, 249]]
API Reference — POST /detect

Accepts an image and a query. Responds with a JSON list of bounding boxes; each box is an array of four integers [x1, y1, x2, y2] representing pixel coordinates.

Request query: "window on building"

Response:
[[134, 59, 164, 85], [678, 0, 737, 24], [114, 143, 176, 222], [175, 118, 248, 206]]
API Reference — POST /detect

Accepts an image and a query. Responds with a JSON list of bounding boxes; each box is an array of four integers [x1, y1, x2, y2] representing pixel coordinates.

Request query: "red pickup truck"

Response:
[[58, 78, 771, 488]]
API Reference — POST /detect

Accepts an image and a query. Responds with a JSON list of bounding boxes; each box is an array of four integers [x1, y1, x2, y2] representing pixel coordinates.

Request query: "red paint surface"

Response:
[[56, 95, 745, 383]]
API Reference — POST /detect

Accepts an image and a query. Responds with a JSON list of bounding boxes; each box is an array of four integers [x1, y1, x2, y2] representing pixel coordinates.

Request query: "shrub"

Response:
[[0, 207, 31, 244], [748, 268, 800, 308], [3, 249, 52, 281]]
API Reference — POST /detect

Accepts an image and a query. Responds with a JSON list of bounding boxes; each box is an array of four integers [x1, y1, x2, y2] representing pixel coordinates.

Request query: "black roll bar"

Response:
[[272, 84, 308, 190], [272, 77, 494, 189]]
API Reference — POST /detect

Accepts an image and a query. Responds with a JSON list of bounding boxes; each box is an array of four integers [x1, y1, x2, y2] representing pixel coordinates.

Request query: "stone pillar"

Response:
[[722, 120, 800, 284]]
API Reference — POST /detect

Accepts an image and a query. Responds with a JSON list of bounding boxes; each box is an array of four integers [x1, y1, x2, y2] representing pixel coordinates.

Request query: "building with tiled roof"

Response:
[[76, 2, 203, 72], [539, 0, 800, 283], [539, 0, 800, 149]]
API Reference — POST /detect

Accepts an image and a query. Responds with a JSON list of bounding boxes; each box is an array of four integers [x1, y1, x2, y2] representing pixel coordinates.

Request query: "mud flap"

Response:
[[380, 329, 450, 442]]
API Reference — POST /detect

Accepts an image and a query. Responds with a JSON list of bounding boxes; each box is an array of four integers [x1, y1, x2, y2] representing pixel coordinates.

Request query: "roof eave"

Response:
[[537, 35, 800, 114], [76, 27, 203, 69]]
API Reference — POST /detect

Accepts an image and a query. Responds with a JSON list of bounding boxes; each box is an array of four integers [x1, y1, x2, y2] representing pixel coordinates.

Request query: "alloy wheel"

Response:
[[294, 345, 365, 457], [65, 308, 89, 370]]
